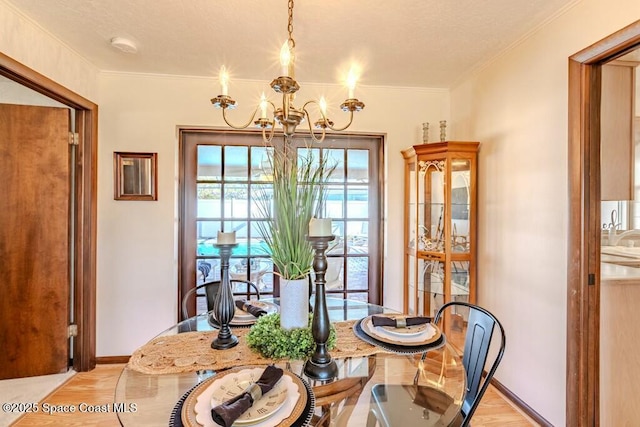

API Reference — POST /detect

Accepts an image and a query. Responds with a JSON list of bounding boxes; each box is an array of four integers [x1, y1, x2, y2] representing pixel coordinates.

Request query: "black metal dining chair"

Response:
[[367, 301, 506, 427], [181, 279, 261, 320]]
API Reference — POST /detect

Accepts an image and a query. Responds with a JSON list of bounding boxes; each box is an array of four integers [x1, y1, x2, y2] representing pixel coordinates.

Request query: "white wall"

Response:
[[96, 72, 449, 356], [450, 0, 640, 425], [0, 0, 98, 100]]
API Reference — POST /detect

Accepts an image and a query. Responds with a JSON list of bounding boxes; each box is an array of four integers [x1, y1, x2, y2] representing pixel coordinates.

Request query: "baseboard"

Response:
[[490, 377, 553, 427], [96, 355, 130, 364]]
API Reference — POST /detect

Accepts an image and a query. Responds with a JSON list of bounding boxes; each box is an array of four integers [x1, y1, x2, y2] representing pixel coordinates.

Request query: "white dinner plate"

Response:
[[380, 321, 429, 337], [361, 316, 440, 346], [194, 368, 299, 427]]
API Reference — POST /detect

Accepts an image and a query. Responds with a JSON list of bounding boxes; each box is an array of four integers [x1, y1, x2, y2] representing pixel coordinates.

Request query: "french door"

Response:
[[179, 129, 383, 319]]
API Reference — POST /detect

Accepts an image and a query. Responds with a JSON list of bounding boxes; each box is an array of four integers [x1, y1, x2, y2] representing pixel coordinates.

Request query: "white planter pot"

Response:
[[279, 277, 310, 330]]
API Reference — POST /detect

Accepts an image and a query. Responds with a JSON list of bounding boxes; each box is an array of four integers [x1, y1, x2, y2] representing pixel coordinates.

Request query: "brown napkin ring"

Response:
[[371, 315, 431, 328]]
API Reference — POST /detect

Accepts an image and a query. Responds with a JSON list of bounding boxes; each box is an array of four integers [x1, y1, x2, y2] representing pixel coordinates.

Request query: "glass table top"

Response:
[[115, 298, 466, 426]]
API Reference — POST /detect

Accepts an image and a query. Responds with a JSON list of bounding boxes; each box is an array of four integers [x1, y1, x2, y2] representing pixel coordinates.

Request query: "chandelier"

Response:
[[211, 0, 365, 143]]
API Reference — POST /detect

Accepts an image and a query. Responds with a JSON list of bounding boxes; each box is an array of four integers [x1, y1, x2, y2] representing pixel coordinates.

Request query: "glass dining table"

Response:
[[115, 297, 466, 426]]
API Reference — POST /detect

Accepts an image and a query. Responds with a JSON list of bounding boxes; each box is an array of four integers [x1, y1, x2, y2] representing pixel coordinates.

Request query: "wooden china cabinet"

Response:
[[402, 141, 479, 339]]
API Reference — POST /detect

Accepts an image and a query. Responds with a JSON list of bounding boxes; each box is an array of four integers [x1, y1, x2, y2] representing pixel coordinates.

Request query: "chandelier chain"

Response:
[[287, 0, 295, 48]]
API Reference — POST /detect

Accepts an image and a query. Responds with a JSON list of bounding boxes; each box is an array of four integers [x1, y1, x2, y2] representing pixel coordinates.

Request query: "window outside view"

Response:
[[192, 138, 379, 314]]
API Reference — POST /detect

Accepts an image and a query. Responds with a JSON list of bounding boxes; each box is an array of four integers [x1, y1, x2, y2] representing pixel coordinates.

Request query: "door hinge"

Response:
[[588, 273, 595, 286], [68, 132, 79, 146], [68, 324, 78, 337]]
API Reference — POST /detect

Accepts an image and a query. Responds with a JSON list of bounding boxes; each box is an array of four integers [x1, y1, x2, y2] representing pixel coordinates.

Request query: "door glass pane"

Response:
[[326, 149, 345, 182], [222, 220, 247, 245], [347, 257, 368, 291], [197, 221, 221, 255], [347, 150, 369, 183], [347, 221, 368, 254], [259, 261, 275, 294], [223, 184, 248, 219], [347, 186, 368, 218], [197, 184, 221, 218], [326, 257, 344, 291], [224, 146, 248, 181], [298, 147, 320, 172], [248, 222, 271, 256], [198, 145, 221, 180], [196, 258, 219, 284], [251, 184, 273, 219], [251, 146, 272, 180], [325, 185, 344, 218], [328, 221, 345, 255]]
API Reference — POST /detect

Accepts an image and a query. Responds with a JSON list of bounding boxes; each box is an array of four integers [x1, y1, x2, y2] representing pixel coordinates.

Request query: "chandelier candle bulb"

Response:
[[319, 97, 327, 117], [309, 218, 332, 237], [260, 94, 268, 119], [280, 42, 292, 76], [347, 68, 358, 99], [217, 231, 236, 244], [219, 67, 229, 96]]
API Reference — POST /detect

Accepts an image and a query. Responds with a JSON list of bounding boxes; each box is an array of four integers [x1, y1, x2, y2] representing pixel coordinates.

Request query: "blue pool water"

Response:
[[197, 240, 271, 257]]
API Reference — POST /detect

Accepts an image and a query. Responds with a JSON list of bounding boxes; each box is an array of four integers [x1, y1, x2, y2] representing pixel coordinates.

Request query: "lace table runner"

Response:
[[128, 320, 386, 375]]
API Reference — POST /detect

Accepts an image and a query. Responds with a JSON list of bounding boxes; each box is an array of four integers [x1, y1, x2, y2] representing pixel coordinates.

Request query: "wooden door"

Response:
[[0, 104, 71, 379]]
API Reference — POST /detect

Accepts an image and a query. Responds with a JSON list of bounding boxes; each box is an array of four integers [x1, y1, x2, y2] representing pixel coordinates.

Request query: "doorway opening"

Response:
[[0, 52, 98, 374], [567, 20, 640, 426]]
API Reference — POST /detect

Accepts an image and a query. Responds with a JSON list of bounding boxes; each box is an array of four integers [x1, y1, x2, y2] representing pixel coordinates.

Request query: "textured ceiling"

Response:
[[5, 0, 575, 88]]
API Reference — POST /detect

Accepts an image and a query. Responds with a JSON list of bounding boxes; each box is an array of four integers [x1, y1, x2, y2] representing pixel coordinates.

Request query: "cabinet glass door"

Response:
[[451, 159, 471, 253], [422, 258, 444, 317], [420, 160, 445, 252], [451, 260, 470, 302], [407, 254, 417, 314], [408, 163, 417, 250]]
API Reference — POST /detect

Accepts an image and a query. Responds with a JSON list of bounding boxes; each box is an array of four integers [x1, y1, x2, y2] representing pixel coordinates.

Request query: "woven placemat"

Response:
[[128, 320, 387, 375]]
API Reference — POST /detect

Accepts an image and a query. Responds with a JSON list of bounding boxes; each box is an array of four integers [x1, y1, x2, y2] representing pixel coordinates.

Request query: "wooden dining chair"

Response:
[[367, 301, 506, 427], [181, 279, 261, 320]]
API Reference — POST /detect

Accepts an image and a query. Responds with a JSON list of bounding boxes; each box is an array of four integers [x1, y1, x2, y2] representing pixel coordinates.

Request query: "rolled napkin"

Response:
[[211, 365, 284, 427], [234, 300, 267, 318], [371, 315, 431, 328]]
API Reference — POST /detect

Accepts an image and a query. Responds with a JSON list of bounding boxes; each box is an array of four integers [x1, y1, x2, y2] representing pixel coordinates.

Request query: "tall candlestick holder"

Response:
[[304, 235, 338, 380], [211, 243, 239, 350]]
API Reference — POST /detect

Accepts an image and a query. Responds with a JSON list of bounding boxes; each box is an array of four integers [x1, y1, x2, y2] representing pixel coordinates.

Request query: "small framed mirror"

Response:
[[114, 152, 158, 201]]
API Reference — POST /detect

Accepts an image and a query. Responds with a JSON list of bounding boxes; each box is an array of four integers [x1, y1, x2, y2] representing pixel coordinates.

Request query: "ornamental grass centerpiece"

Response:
[[255, 141, 334, 330]]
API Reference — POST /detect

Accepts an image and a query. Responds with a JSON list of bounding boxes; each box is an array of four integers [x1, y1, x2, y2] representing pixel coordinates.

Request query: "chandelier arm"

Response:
[[302, 107, 326, 143], [262, 122, 277, 144], [221, 106, 260, 130], [301, 100, 318, 112], [325, 110, 355, 132]]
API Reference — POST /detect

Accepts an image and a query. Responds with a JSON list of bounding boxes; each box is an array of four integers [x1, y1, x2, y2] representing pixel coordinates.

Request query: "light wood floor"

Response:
[[13, 364, 538, 426]]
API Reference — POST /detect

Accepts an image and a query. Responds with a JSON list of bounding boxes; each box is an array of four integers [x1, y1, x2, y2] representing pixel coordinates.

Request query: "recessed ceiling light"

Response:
[[110, 37, 137, 54]]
